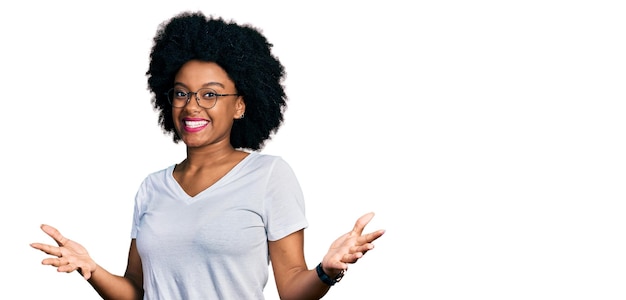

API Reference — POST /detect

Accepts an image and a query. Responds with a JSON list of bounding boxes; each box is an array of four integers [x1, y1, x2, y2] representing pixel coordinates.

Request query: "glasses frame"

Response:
[[165, 87, 239, 109]]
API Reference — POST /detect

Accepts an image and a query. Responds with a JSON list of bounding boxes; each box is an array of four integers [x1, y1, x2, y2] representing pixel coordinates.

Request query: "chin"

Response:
[[181, 136, 204, 147]]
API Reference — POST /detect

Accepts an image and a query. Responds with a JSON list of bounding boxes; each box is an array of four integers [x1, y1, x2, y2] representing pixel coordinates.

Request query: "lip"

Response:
[[182, 117, 209, 132]]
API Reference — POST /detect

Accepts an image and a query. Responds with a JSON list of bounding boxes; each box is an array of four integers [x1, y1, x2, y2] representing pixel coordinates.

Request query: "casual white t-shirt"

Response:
[[131, 152, 308, 299]]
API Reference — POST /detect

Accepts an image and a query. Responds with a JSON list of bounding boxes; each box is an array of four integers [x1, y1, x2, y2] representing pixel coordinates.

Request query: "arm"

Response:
[[88, 239, 143, 300], [270, 212, 385, 300], [30, 224, 143, 300], [270, 230, 329, 300]]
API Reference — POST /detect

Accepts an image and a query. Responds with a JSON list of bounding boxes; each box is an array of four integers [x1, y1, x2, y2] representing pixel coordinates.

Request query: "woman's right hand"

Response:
[[30, 224, 98, 280]]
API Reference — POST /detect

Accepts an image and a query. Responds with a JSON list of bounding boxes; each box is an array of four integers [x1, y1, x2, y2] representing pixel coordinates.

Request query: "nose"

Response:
[[178, 92, 202, 113], [184, 92, 202, 109]]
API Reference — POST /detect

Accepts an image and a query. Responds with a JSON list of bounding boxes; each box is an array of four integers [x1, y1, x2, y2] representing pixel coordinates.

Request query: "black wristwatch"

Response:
[[316, 262, 345, 286]]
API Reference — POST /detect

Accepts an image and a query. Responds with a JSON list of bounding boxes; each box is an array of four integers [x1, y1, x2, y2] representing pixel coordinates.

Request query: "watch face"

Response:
[[335, 269, 345, 282]]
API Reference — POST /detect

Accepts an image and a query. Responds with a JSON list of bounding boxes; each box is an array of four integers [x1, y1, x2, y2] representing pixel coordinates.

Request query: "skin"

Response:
[[30, 60, 385, 300]]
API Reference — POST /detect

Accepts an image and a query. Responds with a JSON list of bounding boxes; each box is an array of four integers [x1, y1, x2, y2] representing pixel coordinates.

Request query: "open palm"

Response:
[[322, 212, 385, 272], [30, 224, 97, 280]]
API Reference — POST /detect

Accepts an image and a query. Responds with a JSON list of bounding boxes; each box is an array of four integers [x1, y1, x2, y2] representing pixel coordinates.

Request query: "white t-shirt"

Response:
[[131, 152, 308, 299]]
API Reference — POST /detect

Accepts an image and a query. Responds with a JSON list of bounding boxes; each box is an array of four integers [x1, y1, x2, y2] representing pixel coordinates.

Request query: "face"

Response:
[[171, 60, 245, 149]]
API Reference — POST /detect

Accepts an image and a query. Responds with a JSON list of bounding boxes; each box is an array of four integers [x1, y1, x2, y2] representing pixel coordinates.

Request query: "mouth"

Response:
[[182, 118, 209, 132]]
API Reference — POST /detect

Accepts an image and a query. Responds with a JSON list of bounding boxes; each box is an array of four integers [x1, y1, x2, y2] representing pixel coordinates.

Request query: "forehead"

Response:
[[174, 60, 234, 88]]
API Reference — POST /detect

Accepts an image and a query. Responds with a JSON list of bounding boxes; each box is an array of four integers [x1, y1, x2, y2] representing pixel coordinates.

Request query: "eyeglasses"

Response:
[[165, 87, 239, 109]]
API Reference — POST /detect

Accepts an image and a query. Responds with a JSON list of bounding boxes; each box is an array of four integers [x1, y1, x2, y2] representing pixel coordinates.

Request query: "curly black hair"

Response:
[[146, 11, 287, 150]]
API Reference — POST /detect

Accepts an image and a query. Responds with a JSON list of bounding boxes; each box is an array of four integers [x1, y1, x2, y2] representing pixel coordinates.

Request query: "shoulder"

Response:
[[148, 164, 176, 177], [245, 152, 292, 169], [140, 164, 175, 185]]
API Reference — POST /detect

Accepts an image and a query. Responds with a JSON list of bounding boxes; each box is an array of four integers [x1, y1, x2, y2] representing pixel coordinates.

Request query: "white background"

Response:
[[1, 0, 625, 299]]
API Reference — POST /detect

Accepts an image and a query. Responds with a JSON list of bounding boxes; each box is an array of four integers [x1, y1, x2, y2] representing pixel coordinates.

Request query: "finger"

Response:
[[77, 264, 92, 280], [326, 260, 349, 272], [42, 257, 65, 267], [341, 252, 364, 264], [351, 212, 375, 236], [40, 224, 69, 246], [359, 229, 385, 244], [30, 243, 62, 257], [353, 243, 374, 254], [58, 263, 78, 273]]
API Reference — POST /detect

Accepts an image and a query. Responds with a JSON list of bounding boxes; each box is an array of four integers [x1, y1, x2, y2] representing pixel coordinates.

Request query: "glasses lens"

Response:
[[197, 88, 218, 108], [168, 88, 189, 107]]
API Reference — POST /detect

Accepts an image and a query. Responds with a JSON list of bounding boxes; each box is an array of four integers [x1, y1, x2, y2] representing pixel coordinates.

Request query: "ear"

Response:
[[234, 96, 246, 119]]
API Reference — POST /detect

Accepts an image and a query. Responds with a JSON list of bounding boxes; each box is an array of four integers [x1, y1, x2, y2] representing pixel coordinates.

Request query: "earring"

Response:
[[238, 113, 245, 119]]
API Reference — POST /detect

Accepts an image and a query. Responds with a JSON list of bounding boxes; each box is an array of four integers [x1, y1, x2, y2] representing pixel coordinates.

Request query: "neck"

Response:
[[183, 144, 239, 169]]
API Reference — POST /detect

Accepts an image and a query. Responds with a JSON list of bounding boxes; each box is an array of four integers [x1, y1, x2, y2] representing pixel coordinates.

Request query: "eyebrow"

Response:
[[173, 82, 226, 89]]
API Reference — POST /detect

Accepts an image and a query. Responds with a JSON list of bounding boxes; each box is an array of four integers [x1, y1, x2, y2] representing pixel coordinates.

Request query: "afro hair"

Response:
[[146, 11, 287, 150]]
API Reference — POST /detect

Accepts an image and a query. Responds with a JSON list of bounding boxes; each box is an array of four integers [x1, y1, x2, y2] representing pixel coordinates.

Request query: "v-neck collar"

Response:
[[168, 151, 257, 203]]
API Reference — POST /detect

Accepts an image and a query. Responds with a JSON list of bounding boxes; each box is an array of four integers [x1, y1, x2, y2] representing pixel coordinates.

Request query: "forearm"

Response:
[[86, 264, 142, 300], [278, 268, 334, 300]]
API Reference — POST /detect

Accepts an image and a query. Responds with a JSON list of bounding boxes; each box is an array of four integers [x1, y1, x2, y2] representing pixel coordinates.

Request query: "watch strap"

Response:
[[316, 262, 344, 286]]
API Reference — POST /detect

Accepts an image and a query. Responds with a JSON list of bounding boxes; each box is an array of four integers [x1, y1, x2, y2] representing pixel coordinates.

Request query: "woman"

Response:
[[31, 11, 384, 300]]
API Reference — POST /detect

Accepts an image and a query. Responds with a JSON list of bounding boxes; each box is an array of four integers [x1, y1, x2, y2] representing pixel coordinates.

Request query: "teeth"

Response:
[[185, 120, 208, 128]]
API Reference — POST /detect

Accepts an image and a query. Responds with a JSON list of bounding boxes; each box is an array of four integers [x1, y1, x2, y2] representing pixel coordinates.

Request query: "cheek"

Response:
[[170, 110, 182, 130]]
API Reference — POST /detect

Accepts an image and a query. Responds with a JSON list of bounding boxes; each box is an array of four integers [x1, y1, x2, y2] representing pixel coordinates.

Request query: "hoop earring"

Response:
[[238, 113, 245, 119]]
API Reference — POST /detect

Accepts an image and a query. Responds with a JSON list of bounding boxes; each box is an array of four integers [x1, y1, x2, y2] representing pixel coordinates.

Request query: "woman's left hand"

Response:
[[321, 212, 385, 275]]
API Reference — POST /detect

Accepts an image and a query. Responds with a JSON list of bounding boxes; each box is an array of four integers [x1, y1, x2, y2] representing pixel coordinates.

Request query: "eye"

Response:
[[200, 90, 218, 100], [173, 89, 189, 99]]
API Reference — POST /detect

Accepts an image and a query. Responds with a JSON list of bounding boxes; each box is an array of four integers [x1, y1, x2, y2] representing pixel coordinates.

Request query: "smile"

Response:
[[183, 119, 209, 132]]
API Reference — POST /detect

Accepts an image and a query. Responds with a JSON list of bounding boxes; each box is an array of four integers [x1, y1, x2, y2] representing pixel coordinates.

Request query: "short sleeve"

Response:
[[264, 157, 308, 241]]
